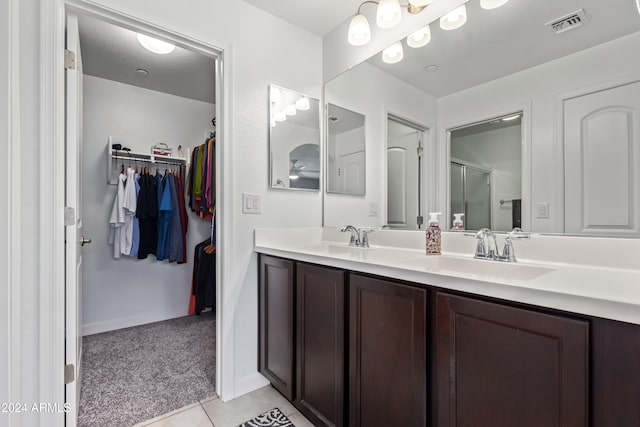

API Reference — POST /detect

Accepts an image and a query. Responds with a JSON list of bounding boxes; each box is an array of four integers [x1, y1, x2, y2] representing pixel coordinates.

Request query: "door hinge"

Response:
[[417, 215, 424, 227], [64, 364, 75, 384], [417, 147, 424, 158], [64, 49, 76, 70], [64, 206, 75, 226]]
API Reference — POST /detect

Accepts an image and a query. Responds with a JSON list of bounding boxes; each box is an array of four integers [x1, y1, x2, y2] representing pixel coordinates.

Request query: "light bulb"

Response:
[[271, 118, 276, 127], [274, 112, 286, 122], [407, 25, 431, 48], [296, 97, 310, 111], [480, 0, 510, 9], [137, 33, 175, 54], [376, 0, 402, 29], [348, 14, 371, 46], [382, 42, 404, 64], [440, 5, 467, 31]]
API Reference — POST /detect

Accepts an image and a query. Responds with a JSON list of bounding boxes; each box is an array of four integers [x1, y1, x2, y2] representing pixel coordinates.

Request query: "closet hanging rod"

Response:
[[111, 154, 187, 166]]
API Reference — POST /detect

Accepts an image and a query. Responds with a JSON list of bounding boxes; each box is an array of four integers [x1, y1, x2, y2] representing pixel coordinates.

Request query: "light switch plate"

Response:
[[369, 202, 379, 217], [537, 202, 550, 218], [242, 193, 261, 214]]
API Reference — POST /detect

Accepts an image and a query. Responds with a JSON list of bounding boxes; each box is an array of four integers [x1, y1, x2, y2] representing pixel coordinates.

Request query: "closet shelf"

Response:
[[107, 136, 188, 184]]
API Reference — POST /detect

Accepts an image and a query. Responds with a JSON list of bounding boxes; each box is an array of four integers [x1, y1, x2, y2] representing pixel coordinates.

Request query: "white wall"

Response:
[[81, 75, 213, 335], [438, 31, 640, 233], [451, 124, 522, 231], [325, 62, 437, 227], [0, 0, 11, 418], [6, 0, 323, 422]]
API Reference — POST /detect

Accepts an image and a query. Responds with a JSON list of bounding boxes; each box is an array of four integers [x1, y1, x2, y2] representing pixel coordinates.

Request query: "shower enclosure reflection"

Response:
[[449, 114, 522, 232]]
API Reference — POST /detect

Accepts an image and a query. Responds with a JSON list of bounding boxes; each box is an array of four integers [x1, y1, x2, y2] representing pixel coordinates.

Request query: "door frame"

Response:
[[39, 1, 229, 424]]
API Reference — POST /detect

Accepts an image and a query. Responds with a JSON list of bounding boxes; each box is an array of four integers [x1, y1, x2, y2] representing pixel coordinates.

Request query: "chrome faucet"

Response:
[[467, 227, 530, 262], [341, 225, 361, 247]]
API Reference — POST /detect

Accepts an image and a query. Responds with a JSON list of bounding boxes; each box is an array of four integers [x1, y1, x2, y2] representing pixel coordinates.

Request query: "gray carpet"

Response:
[[78, 313, 216, 427]]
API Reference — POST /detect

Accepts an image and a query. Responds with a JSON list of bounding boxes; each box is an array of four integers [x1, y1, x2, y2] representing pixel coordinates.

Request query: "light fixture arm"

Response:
[[355, 0, 428, 15]]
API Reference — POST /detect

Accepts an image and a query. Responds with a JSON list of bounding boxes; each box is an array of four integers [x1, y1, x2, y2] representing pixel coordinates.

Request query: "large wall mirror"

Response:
[[269, 85, 320, 191], [323, 0, 640, 236]]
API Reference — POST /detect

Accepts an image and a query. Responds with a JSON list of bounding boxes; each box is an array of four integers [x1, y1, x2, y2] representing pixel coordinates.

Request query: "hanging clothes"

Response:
[[189, 209, 216, 314], [136, 171, 158, 259], [122, 167, 137, 256], [176, 175, 189, 264], [108, 172, 127, 259], [129, 171, 141, 258], [189, 136, 215, 220], [156, 173, 174, 261]]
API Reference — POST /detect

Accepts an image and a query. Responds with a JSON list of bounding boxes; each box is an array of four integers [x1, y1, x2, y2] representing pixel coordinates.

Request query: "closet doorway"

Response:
[[64, 7, 223, 426]]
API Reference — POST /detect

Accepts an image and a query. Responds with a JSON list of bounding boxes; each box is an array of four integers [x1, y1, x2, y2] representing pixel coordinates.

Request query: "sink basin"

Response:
[[397, 256, 555, 282]]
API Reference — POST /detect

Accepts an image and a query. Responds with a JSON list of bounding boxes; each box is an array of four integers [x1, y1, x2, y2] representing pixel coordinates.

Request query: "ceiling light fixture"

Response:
[[274, 111, 287, 122], [636, 0, 640, 16], [502, 114, 521, 121], [136, 33, 175, 54], [440, 5, 467, 30], [382, 42, 404, 64], [270, 87, 281, 104], [407, 24, 431, 48], [480, 0, 510, 10], [348, 0, 432, 47]]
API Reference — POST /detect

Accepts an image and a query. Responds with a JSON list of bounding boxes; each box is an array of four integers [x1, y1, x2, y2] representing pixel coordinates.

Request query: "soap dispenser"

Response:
[[451, 213, 465, 231], [426, 212, 442, 255]]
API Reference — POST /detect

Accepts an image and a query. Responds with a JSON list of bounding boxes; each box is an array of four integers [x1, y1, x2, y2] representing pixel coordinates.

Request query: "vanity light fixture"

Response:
[[271, 118, 277, 127], [407, 24, 431, 48], [274, 111, 287, 122], [636, 0, 640, 16], [136, 33, 175, 54], [347, 0, 432, 47], [480, 0, 510, 10], [502, 114, 521, 121], [296, 97, 310, 111], [440, 5, 467, 30], [285, 104, 297, 116], [382, 42, 404, 64]]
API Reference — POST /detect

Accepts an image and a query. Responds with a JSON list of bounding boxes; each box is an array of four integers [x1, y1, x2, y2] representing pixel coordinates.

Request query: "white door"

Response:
[[387, 130, 422, 229], [338, 151, 365, 195], [564, 82, 640, 236], [65, 13, 85, 426]]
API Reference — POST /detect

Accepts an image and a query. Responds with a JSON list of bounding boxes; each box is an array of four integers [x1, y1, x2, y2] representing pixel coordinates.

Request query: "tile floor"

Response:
[[134, 385, 314, 427]]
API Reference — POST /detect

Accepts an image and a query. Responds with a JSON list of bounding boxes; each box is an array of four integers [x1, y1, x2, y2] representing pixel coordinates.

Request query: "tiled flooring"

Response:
[[134, 385, 314, 427]]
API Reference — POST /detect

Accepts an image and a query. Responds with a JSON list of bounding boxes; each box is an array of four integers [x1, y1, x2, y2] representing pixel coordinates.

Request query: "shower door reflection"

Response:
[[450, 161, 491, 230]]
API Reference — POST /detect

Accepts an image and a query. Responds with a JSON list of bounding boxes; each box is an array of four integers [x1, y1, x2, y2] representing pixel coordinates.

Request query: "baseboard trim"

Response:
[[82, 311, 190, 336]]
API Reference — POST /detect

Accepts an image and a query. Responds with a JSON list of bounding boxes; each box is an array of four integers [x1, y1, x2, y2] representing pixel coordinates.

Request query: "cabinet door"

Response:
[[592, 317, 640, 427], [259, 255, 295, 400], [434, 292, 588, 427], [296, 263, 345, 427], [349, 274, 427, 427]]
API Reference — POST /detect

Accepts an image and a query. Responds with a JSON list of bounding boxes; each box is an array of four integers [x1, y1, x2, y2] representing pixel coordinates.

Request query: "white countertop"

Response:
[[254, 228, 640, 325]]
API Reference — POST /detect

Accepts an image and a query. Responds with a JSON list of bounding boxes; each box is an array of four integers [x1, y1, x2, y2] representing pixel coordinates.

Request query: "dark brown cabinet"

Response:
[[349, 274, 427, 427], [592, 317, 640, 427], [434, 291, 589, 427], [259, 255, 295, 400], [295, 263, 346, 427]]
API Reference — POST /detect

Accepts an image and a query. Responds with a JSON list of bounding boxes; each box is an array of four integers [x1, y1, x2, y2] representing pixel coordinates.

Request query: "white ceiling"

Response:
[[78, 15, 216, 104], [242, 0, 363, 36]]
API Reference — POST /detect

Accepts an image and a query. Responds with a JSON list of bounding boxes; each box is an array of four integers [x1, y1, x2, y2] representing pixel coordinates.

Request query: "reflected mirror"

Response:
[[326, 104, 366, 195], [323, 0, 640, 236], [269, 85, 320, 191], [449, 114, 522, 232]]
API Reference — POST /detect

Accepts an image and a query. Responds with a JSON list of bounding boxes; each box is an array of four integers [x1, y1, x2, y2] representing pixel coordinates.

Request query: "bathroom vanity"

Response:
[[255, 228, 640, 427]]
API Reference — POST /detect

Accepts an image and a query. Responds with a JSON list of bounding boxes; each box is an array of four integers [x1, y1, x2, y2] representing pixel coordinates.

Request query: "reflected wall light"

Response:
[[382, 42, 404, 64], [440, 5, 467, 30], [480, 0, 509, 10], [407, 24, 431, 48]]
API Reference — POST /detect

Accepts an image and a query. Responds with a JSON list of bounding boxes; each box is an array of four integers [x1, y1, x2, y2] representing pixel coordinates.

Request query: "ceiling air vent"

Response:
[[328, 116, 340, 123], [546, 9, 589, 34]]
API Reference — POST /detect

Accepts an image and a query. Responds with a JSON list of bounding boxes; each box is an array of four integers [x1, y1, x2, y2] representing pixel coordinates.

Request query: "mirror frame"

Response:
[[268, 84, 321, 192]]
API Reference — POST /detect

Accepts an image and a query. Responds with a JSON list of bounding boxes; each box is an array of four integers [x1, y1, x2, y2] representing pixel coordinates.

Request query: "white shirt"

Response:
[[108, 172, 127, 258]]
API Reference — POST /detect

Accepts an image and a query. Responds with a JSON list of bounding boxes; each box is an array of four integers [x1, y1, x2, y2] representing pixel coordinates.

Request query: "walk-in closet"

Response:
[[73, 13, 219, 426]]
